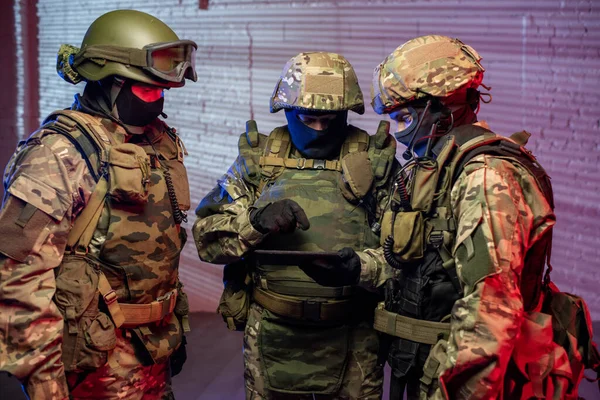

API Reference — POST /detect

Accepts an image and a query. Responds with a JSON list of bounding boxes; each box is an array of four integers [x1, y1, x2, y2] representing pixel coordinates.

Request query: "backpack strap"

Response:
[[42, 111, 116, 252], [65, 176, 108, 252]]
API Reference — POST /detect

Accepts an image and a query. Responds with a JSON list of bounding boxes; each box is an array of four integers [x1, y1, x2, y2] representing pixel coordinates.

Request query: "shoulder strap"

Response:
[[237, 121, 268, 191], [41, 110, 115, 252], [259, 126, 293, 178], [66, 176, 108, 251], [340, 125, 369, 156], [42, 110, 113, 182]]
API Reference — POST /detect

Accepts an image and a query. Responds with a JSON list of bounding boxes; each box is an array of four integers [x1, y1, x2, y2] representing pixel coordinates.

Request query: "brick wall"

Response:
[[32, 0, 600, 316]]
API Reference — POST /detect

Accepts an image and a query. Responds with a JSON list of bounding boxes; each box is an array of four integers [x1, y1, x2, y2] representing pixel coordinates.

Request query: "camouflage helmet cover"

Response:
[[270, 52, 365, 114], [57, 9, 197, 87], [371, 35, 485, 114]]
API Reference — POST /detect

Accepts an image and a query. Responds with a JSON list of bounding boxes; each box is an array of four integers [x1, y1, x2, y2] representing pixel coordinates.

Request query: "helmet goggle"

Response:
[[73, 40, 198, 84], [144, 40, 197, 82]]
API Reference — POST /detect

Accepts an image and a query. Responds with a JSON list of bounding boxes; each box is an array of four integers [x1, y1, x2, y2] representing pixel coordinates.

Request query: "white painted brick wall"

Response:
[[35, 0, 600, 317]]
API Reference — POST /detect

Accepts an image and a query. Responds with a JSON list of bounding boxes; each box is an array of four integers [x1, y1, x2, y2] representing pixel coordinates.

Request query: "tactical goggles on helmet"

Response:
[[73, 40, 198, 84]]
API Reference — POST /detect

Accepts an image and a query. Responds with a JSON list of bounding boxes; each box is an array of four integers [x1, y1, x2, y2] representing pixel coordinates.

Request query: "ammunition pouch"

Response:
[[258, 305, 350, 394], [108, 143, 151, 205], [218, 282, 252, 331], [339, 151, 374, 203], [217, 259, 252, 331], [54, 254, 117, 372], [380, 210, 425, 262]]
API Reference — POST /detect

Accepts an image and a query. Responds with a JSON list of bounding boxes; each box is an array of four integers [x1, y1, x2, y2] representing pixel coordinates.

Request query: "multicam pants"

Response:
[[244, 303, 384, 400], [66, 329, 173, 400]]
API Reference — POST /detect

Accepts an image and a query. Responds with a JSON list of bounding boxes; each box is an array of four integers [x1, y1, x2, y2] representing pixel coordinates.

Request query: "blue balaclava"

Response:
[[285, 109, 349, 159]]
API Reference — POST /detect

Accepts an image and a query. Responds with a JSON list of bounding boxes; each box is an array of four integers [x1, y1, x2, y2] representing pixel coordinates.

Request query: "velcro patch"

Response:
[[304, 67, 344, 96], [8, 173, 70, 221]]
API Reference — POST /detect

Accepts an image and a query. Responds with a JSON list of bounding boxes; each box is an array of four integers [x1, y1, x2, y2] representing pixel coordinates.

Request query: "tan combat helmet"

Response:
[[57, 9, 198, 87], [371, 35, 485, 115], [270, 52, 365, 114]]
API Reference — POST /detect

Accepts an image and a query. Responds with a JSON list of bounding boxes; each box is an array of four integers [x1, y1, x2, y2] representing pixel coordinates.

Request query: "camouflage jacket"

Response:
[[358, 124, 555, 399], [0, 112, 188, 400]]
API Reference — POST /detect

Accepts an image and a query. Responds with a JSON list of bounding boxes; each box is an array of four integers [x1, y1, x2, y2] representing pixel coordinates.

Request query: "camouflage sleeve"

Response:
[[356, 248, 398, 291], [0, 133, 94, 400], [431, 155, 555, 399], [192, 156, 266, 264]]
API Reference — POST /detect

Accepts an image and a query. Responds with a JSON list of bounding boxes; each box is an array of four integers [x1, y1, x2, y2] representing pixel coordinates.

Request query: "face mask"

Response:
[[285, 109, 348, 159], [114, 80, 164, 127], [391, 104, 441, 158]]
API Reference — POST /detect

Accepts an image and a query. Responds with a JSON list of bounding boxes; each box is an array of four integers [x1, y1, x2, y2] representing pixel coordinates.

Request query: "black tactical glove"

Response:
[[169, 335, 187, 377], [300, 247, 361, 287], [249, 199, 310, 234]]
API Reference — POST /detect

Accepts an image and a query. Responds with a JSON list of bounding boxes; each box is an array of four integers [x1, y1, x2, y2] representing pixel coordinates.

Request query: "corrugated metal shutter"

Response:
[[35, 0, 600, 317]]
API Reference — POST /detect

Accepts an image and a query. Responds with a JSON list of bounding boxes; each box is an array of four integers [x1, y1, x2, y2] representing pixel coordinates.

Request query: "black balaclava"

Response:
[[73, 78, 115, 117], [284, 109, 349, 159], [392, 89, 479, 158], [114, 79, 164, 127]]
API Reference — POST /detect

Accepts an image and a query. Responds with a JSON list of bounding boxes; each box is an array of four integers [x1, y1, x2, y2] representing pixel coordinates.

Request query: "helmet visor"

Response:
[[145, 40, 197, 83]]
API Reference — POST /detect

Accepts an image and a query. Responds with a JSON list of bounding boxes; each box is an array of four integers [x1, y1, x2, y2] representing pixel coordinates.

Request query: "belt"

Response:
[[257, 276, 353, 298], [98, 272, 177, 328], [373, 303, 450, 345], [253, 287, 352, 322]]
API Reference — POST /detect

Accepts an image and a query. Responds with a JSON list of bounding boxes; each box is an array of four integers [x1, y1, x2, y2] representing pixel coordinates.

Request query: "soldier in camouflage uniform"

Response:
[[0, 10, 196, 400], [194, 52, 398, 399], [301, 36, 559, 399]]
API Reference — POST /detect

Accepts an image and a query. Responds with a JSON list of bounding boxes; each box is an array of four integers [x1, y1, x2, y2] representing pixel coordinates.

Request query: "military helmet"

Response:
[[371, 35, 485, 115], [270, 52, 365, 115], [57, 10, 197, 87]]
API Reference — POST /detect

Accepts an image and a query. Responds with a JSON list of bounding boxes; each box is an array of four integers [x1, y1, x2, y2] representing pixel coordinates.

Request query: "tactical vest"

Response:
[[374, 125, 555, 382], [239, 120, 397, 323], [374, 124, 600, 397], [36, 110, 190, 369]]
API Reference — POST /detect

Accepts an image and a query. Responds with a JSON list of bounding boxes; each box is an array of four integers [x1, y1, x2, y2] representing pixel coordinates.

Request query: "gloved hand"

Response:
[[300, 247, 361, 287], [249, 199, 310, 234], [170, 335, 187, 377]]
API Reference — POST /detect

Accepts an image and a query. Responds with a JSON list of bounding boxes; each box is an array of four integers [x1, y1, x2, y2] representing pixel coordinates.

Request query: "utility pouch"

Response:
[[54, 254, 117, 371], [380, 210, 425, 262], [217, 259, 252, 331], [259, 309, 349, 394], [108, 143, 151, 204], [132, 311, 183, 364], [338, 151, 374, 202], [410, 159, 438, 213]]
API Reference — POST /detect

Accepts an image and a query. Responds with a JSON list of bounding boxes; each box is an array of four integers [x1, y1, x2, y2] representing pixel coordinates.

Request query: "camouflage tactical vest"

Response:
[[39, 110, 190, 369], [237, 121, 396, 395], [240, 121, 396, 307]]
